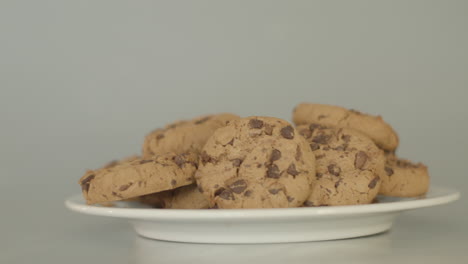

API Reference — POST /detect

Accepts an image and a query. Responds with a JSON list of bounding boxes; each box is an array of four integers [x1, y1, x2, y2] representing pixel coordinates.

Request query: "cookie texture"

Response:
[[293, 103, 399, 151], [142, 113, 239, 157], [195, 116, 316, 209], [79, 152, 198, 205], [297, 124, 385, 206], [138, 184, 209, 209], [379, 153, 429, 197]]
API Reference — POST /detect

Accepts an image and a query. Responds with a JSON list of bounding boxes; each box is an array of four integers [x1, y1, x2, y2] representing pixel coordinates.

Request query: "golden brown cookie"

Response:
[[138, 184, 209, 209], [379, 153, 430, 197], [293, 103, 399, 151], [195, 116, 316, 209], [142, 113, 239, 157], [297, 124, 385, 206], [79, 152, 198, 205]]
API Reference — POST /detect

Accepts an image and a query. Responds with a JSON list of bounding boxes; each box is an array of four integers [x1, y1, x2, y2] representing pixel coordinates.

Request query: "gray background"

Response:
[[1, 0, 467, 263]]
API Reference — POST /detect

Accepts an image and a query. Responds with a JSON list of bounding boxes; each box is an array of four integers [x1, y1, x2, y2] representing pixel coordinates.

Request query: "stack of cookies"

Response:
[[78, 103, 430, 209]]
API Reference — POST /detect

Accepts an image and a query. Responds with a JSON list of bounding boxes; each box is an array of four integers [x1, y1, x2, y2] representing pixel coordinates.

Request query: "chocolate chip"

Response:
[[334, 144, 348, 151], [244, 190, 252, 197], [195, 116, 211, 124], [349, 109, 362, 115], [316, 154, 325, 159], [287, 163, 299, 176], [266, 164, 281, 179], [295, 146, 302, 161], [211, 204, 219, 209], [80, 174, 95, 192], [173, 154, 186, 168], [334, 179, 342, 189], [270, 149, 282, 162], [316, 173, 323, 179], [341, 135, 351, 142], [385, 167, 394, 176], [119, 182, 133, 191], [228, 179, 247, 194], [249, 119, 264, 129], [256, 164, 262, 168], [156, 134, 165, 140], [197, 185, 204, 193], [231, 159, 243, 167], [328, 164, 341, 176], [312, 134, 331, 144], [280, 126, 294, 139], [318, 114, 327, 120], [218, 189, 234, 200], [309, 123, 325, 131], [303, 200, 315, 207], [139, 159, 153, 164], [323, 146, 330, 151], [171, 179, 177, 186], [310, 143, 320, 151], [354, 151, 368, 170], [268, 189, 281, 195], [396, 159, 419, 168], [200, 151, 213, 165], [214, 187, 226, 196], [111, 191, 123, 198], [264, 124, 273, 135], [368, 177, 379, 189], [81, 174, 94, 185], [287, 196, 295, 202], [226, 138, 234, 146], [299, 129, 312, 139]]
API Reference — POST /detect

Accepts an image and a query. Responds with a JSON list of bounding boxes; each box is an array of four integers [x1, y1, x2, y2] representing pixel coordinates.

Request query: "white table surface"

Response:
[[2, 191, 466, 264]]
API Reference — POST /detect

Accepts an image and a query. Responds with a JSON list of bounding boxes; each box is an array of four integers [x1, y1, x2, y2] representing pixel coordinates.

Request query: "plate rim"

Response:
[[65, 186, 460, 220]]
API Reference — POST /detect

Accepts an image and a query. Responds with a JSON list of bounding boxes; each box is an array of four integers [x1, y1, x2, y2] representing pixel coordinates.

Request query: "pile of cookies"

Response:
[[79, 103, 430, 209]]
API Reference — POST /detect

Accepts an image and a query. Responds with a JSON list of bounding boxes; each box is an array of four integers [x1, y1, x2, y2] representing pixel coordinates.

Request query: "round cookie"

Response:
[[293, 103, 399, 151], [79, 152, 198, 205], [297, 124, 385, 206], [379, 153, 429, 197], [138, 184, 209, 209], [195, 116, 316, 209], [142, 113, 239, 157]]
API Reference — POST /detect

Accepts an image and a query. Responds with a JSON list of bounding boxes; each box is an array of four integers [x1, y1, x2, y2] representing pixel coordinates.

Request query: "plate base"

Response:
[[132, 213, 396, 244]]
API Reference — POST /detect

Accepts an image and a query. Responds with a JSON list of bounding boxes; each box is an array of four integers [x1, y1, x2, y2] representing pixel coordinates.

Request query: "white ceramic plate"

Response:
[[65, 186, 459, 244]]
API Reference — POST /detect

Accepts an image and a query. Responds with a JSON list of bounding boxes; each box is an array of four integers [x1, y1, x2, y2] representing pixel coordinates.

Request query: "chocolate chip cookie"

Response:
[[142, 113, 239, 157], [379, 153, 430, 197], [297, 124, 385, 206], [138, 184, 209, 209], [195, 117, 316, 209], [79, 152, 198, 205], [293, 103, 399, 151]]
